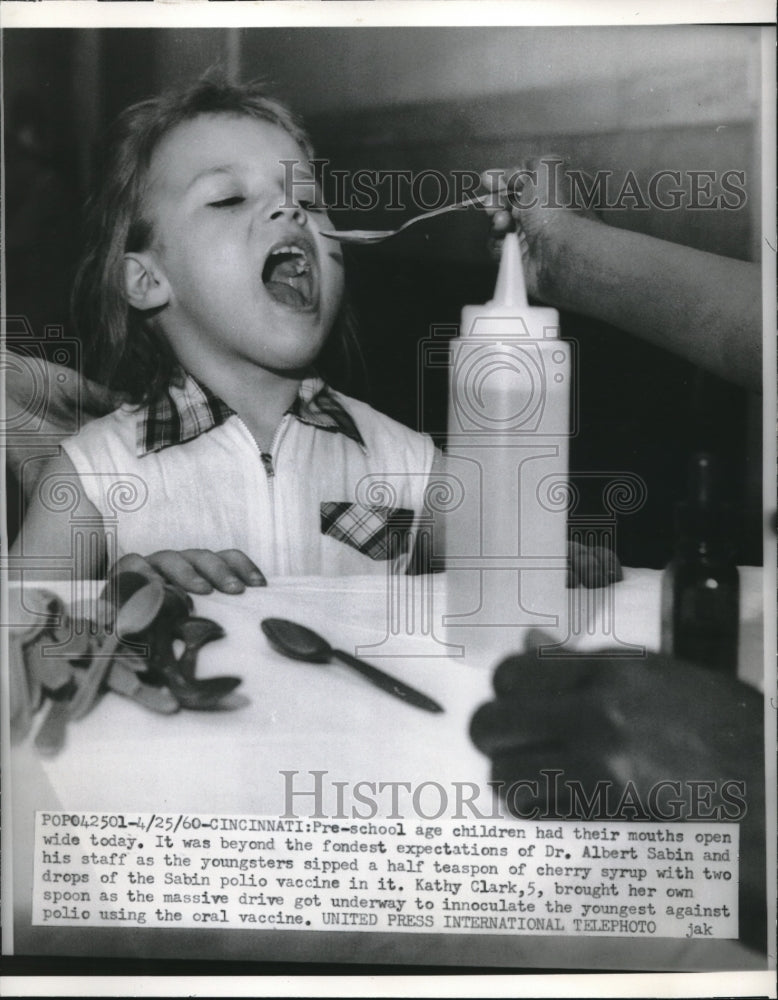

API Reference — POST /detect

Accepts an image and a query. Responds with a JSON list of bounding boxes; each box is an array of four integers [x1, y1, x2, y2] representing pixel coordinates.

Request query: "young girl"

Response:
[[13, 74, 438, 593], [13, 75, 759, 593]]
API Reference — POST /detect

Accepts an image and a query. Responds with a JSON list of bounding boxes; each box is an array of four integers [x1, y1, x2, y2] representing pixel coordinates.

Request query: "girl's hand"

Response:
[[112, 549, 266, 595], [480, 156, 598, 303]]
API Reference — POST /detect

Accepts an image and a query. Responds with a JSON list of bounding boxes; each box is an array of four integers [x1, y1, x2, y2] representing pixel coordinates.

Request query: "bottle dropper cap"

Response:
[[491, 231, 527, 308], [460, 230, 559, 339]]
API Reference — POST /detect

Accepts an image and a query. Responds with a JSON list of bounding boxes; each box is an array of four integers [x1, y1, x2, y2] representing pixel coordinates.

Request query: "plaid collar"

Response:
[[136, 374, 366, 456]]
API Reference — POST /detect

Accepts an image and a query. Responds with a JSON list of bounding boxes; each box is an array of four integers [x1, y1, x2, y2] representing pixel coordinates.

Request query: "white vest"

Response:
[[63, 392, 435, 576]]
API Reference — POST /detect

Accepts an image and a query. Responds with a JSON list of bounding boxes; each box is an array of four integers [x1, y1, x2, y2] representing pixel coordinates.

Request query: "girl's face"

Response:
[[139, 114, 344, 380]]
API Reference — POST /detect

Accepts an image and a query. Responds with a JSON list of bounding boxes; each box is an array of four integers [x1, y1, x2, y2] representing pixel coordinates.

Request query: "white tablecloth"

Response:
[[8, 568, 768, 969]]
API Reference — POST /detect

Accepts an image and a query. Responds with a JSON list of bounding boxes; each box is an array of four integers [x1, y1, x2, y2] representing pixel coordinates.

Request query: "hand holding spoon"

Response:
[[261, 618, 443, 713]]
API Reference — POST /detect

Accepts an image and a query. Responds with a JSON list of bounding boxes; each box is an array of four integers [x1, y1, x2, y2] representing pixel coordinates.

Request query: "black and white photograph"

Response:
[[2, 1, 775, 996]]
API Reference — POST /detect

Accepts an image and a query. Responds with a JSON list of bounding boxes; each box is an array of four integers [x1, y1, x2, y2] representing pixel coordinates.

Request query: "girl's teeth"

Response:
[[273, 246, 310, 274]]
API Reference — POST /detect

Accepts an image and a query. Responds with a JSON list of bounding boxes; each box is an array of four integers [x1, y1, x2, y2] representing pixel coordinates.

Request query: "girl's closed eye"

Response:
[[208, 195, 245, 208]]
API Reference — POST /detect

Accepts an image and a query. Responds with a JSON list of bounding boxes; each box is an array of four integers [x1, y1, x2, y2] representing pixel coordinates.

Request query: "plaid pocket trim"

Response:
[[320, 502, 415, 561]]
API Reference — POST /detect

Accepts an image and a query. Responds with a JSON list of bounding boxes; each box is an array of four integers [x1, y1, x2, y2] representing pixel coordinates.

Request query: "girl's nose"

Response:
[[269, 203, 307, 227]]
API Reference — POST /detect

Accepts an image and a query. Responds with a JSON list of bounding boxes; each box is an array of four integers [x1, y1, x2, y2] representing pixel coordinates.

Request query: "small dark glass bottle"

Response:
[[661, 453, 740, 673]]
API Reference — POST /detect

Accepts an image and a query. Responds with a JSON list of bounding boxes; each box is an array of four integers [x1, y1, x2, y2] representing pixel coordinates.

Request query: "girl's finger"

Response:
[[216, 549, 266, 586], [180, 549, 246, 594], [110, 552, 163, 585], [146, 550, 214, 594]]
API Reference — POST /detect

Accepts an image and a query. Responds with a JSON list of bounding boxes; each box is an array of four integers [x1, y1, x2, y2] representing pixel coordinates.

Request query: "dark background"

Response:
[[3, 26, 765, 566]]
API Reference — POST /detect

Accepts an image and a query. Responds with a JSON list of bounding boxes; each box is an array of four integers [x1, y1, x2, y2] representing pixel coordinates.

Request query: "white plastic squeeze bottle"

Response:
[[443, 230, 571, 657]]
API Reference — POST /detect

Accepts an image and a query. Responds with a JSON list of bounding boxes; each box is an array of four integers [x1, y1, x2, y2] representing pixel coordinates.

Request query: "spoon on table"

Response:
[[69, 579, 167, 720], [160, 667, 241, 711], [261, 618, 443, 713], [138, 595, 239, 710]]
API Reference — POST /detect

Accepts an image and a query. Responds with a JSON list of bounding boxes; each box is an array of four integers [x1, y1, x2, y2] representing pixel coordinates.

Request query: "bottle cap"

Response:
[[460, 231, 559, 339], [492, 231, 527, 308]]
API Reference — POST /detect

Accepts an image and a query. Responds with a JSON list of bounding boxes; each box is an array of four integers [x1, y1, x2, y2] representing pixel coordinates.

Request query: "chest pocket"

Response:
[[320, 501, 415, 561]]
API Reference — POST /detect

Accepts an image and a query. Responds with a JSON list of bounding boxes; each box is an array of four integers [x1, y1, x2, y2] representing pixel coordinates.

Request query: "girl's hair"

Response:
[[73, 71, 364, 404]]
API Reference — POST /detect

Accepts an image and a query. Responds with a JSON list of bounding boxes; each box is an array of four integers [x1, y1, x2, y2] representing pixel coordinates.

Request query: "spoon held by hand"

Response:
[[319, 192, 492, 245]]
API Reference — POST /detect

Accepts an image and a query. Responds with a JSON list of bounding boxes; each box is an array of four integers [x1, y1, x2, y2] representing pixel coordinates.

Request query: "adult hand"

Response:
[[477, 157, 762, 390], [470, 636, 766, 951], [480, 155, 597, 303], [4, 355, 116, 501], [112, 549, 266, 595]]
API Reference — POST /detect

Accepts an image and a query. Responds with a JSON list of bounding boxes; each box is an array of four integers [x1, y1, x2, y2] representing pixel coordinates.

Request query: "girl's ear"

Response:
[[122, 253, 171, 310]]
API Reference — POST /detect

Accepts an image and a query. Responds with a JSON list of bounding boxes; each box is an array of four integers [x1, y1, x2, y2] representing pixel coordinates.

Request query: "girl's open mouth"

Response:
[[262, 239, 317, 311]]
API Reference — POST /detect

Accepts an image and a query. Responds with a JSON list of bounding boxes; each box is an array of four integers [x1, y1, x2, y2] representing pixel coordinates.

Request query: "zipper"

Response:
[[229, 411, 294, 573], [264, 415, 291, 507], [233, 412, 290, 510], [260, 451, 275, 503]]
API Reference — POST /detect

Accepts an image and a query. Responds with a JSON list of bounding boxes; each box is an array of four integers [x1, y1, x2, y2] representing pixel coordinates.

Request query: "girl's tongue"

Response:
[[262, 246, 315, 309]]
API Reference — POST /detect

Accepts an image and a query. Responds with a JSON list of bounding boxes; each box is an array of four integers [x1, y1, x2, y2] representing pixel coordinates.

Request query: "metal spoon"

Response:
[[160, 667, 242, 710], [174, 617, 227, 680], [69, 579, 167, 720], [319, 192, 493, 245], [261, 618, 443, 713]]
